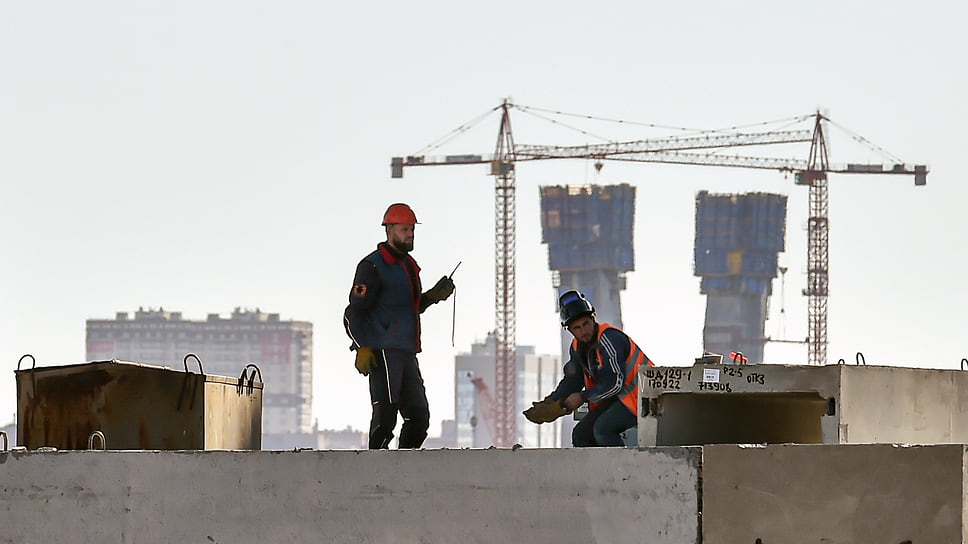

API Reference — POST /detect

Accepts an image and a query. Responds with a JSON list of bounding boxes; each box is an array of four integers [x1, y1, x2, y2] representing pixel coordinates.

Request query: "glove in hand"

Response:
[[523, 397, 568, 424], [355, 347, 376, 376], [425, 276, 455, 303]]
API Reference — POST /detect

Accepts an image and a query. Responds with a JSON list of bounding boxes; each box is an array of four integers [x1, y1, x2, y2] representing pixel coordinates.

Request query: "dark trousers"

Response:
[[572, 398, 636, 447], [368, 348, 430, 449]]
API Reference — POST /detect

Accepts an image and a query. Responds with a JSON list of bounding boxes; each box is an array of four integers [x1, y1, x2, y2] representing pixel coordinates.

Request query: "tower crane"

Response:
[[391, 100, 927, 446]]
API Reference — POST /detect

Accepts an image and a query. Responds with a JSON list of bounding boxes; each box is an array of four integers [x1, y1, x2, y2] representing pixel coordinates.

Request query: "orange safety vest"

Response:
[[571, 322, 653, 415]]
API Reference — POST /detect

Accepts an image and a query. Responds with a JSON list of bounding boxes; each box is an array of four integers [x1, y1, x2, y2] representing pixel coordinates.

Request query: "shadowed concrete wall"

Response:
[[0, 447, 701, 543], [702, 443, 966, 544], [640, 364, 968, 447]]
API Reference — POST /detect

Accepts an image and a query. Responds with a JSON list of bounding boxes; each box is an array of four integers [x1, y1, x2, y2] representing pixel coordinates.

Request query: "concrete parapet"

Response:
[[3, 444, 962, 543], [0, 447, 701, 543]]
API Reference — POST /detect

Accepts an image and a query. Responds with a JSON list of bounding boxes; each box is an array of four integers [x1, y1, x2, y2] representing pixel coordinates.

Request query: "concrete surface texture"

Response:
[[639, 363, 968, 447], [839, 365, 968, 444], [0, 447, 701, 543], [701, 443, 967, 544]]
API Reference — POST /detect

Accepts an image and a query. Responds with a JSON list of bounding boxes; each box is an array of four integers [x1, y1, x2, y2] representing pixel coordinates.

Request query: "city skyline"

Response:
[[2, 1, 965, 436]]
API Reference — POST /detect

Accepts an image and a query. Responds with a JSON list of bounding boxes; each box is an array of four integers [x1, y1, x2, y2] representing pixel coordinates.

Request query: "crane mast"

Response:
[[804, 114, 831, 366], [491, 101, 517, 446]]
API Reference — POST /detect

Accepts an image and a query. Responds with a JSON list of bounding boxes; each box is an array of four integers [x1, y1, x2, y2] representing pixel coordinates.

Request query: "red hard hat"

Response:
[[382, 203, 419, 226]]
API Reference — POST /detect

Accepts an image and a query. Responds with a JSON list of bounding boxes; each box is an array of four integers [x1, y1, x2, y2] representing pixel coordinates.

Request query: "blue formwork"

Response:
[[541, 184, 635, 272], [694, 248, 730, 277], [741, 249, 779, 278], [695, 191, 787, 253], [695, 191, 787, 289], [617, 247, 634, 271], [747, 193, 787, 252]]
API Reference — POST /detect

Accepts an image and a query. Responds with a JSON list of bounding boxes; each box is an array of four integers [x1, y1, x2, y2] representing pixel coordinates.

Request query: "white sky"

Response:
[[2, 1, 964, 435]]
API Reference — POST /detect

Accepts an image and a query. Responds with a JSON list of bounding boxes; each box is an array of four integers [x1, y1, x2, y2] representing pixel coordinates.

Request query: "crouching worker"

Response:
[[523, 290, 654, 447]]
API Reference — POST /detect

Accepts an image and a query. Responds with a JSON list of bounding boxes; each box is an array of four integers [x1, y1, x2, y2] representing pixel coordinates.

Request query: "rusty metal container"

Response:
[[15, 354, 262, 450]]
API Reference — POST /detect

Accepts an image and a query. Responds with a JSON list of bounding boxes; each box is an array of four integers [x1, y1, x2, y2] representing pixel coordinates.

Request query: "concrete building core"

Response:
[[694, 191, 787, 362]]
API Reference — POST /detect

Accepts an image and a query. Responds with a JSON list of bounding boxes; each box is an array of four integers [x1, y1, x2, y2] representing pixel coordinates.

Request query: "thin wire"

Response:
[[413, 104, 503, 156], [516, 103, 710, 133], [513, 107, 615, 143], [516, 103, 812, 135], [825, 118, 905, 164]]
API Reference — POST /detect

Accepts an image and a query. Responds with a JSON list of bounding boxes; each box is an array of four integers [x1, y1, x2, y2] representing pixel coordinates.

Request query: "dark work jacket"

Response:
[[344, 243, 425, 354], [549, 322, 653, 416]]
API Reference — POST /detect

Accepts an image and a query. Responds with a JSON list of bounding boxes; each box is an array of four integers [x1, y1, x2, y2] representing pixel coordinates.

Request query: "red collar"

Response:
[[378, 242, 403, 264]]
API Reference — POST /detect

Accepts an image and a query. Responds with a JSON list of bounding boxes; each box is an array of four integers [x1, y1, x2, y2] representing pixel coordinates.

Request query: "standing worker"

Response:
[[343, 203, 455, 449], [524, 290, 653, 447]]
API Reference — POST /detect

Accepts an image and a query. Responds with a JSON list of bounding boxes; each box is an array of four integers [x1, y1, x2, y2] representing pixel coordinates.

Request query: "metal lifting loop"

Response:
[[183, 353, 205, 375], [731, 351, 746, 365], [0, 431, 7, 452], [961, 358, 967, 371], [17, 354, 35, 371], [88, 431, 106, 451], [855, 352, 867, 366], [837, 358, 845, 365], [244, 363, 263, 383], [238, 363, 263, 395]]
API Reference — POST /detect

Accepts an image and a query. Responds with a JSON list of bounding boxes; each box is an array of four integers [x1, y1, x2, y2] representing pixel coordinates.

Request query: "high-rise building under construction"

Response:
[[539, 183, 635, 330], [694, 191, 787, 363]]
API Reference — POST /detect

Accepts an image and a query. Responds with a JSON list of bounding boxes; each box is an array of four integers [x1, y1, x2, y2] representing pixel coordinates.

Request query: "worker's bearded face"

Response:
[[386, 224, 415, 253], [566, 315, 596, 344]]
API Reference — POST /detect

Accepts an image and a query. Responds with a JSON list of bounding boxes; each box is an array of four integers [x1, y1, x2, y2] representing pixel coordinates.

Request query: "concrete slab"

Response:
[[639, 363, 968, 446], [0, 447, 701, 543], [701, 443, 966, 544]]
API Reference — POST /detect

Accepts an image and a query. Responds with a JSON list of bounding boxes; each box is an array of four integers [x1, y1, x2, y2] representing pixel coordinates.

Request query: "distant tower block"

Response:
[[540, 183, 635, 324], [694, 191, 787, 363]]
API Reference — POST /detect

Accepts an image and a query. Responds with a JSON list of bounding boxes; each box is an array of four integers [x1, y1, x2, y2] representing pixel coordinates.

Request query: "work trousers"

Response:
[[368, 348, 430, 449], [571, 397, 636, 447]]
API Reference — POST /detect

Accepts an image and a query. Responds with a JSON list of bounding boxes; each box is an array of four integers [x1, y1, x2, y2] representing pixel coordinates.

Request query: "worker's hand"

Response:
[[523, 403, 545, 424], [424, 276, 455, 304], [523, 397, 568, 424], [354, 347, 376, 376], [523, 401, 544, 424], [563, 392, 584, 412]]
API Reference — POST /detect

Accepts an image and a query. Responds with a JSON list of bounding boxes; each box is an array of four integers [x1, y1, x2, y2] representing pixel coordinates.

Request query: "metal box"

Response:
[[638, 362, 968, 447], [16, 357, 262, 450]]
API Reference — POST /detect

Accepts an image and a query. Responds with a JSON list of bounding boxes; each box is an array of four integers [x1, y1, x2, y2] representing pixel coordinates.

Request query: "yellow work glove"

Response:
[[354, 347, 376, 376], [523, 402, 545, 424], [523, 397, 568, 424], [424, 276, 455, 304]]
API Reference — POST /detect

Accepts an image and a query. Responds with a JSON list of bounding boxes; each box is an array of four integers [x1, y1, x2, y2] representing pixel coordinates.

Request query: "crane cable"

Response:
[[516, 103, 813, 137], [824, 118, 905, 164], [412, 104, 503, 156]]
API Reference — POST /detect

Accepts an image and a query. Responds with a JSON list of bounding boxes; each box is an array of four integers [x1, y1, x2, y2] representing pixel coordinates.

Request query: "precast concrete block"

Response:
[[701, 443, 967, 544], [639, 363, 968, 447]]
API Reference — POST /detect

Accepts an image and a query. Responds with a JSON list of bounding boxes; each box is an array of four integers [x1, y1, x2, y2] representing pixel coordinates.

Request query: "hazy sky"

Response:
[[2, 1, 964, 435]]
